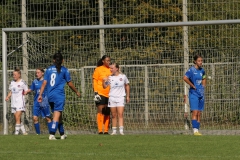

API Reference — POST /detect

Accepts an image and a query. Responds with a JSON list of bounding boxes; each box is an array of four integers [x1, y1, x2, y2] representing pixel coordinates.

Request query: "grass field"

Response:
[[0, 134, 240, 160]]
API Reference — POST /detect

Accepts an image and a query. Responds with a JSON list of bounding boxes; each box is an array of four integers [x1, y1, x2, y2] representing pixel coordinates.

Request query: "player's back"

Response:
[[44, 65, 71, 102]]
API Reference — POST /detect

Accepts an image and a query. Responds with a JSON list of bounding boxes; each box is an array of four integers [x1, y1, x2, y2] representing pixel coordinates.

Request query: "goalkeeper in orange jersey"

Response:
[[183, 54, 206, 136], [92, 55, 111, 134]]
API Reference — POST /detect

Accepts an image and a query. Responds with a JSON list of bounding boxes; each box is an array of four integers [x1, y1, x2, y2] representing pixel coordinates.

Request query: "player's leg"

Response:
[[196, 97, 205, 134], [12, 108, 20, 135], [14, 110, 27, 135], [33, 116, 40, 134], [110, 107, 117, 135], [189, 94, 201, 135], [45, 116, 52, 134], [96, 104, 105, 134], [96, 95, 109, 134], [58, 114, 67, 140], [117, 97, 125, 135], [96, 96, 106, 134], [103, 105, 110, 134], [33, 106, 41, 135], [48, 111, 61, 140], [48, 102, 59, 140], [41, 106, 52, 134], [117, 107, 124, 135]]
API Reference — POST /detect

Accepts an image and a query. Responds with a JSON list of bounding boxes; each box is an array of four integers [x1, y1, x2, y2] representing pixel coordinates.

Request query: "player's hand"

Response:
[[76, 92, 81, 97], [5, 97, 10, 101], [94, 92, 101, 103], [103, 77, 110, 86], [126, 96, 130, 103], [38, 95, 43, 103]]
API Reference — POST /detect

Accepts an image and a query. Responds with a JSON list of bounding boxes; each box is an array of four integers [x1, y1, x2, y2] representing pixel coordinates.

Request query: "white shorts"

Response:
[[108, 96, 125, 107], [11, 106, 25, 113]]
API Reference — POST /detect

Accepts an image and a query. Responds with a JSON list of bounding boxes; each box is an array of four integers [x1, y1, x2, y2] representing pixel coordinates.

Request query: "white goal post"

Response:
[[2, 19, 240, 135]]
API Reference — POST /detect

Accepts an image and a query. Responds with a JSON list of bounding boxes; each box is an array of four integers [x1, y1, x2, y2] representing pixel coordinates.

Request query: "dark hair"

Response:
[[53, 52, 63, 73], [14, 67, 21, 75], [97, 55, 110, 67], [36, 67, 45, 73], [193, 54, 202, 64]]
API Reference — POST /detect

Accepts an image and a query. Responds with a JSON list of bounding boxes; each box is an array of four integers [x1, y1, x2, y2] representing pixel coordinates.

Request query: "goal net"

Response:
[[2, 22, 240, 135]]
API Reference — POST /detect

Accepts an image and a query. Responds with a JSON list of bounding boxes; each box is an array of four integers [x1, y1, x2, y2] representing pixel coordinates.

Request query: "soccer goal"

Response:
[[2, 20, 240, 135]]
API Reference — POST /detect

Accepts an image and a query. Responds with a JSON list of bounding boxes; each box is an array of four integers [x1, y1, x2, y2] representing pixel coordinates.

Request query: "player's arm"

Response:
[[183, 76, 196, 90], [22, 80, 29, 95], [102, 77, 110, 89], [93, 78, 99, 92], [202, 77, 206, 87], [26, 82, 34, 94], [67, 81, 80, 97], [38, 80, 47, 102], [92, 68, 99, 93], [5, 91, 12, 101], [202, 71, 206, 87], [125, 83, 130, 103], [25, 89, 32, 94]]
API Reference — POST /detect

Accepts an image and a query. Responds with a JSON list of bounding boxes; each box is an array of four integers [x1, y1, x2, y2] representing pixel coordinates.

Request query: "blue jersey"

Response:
[[44, 65, 71, 102], [30, 79, 47, 107], [185, 66, 206, 97]]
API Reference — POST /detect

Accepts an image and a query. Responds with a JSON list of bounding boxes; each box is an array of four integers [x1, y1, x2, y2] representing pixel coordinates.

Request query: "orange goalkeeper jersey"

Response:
[[92, 65, 111, 97]]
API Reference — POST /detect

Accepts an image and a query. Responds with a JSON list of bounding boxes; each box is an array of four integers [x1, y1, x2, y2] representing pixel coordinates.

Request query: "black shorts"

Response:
[[95, 95, 109, 106]]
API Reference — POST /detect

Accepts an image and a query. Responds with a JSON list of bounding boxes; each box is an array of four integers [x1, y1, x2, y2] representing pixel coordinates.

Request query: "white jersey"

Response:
[[109, 74, 129, 97], [9, 79, 28, 108]]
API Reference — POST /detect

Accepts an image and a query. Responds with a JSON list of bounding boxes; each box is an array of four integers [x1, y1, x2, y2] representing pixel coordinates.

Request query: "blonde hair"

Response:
[[111, 62, 123, 74], [14, 67, 21, 75]]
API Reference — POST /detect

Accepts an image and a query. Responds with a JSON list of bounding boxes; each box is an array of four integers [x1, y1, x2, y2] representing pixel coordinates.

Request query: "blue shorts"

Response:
[[189, 93, 205, 111], [32, 105, 51, 118], [49, 101, 65, 112]]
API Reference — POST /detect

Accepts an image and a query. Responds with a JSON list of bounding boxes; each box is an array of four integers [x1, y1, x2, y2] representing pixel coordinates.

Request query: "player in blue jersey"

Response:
[[38, 52, 81, 140], [26, 68, 52, 135], [183, 54, 206, 136]]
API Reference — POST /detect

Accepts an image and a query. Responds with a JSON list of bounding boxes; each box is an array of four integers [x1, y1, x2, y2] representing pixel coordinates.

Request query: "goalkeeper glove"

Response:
[[94, 92, 101, 103]]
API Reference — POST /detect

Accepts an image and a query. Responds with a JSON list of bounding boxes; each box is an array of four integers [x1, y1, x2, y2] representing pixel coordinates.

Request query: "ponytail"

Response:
[[53, 52, 63, 73]]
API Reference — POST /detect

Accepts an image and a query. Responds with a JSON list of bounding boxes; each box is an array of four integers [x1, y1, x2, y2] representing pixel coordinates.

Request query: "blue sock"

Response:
[[192, 120, 198, 129], [58, 123, 65, 136], [34, 123, 40, 134], [50, 121, 58, 135], [47, 122, 52, 134], [197, 121, 200, 129]]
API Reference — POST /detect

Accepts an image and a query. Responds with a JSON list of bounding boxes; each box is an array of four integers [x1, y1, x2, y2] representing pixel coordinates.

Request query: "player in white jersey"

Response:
[[5, 67, 28, 135], [103, 63, 130, 135]]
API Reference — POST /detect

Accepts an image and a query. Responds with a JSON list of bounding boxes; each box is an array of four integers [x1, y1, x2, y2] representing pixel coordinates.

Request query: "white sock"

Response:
[[112, 127, 117, 133], [15, 124, 21, 135], [119, 126, 124, 133], [193, 128, 198, 133], [20, 123, 26, 133]]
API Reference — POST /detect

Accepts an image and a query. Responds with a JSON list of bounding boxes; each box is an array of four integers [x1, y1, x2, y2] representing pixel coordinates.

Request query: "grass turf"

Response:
[[0, 134, 239, 160]]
